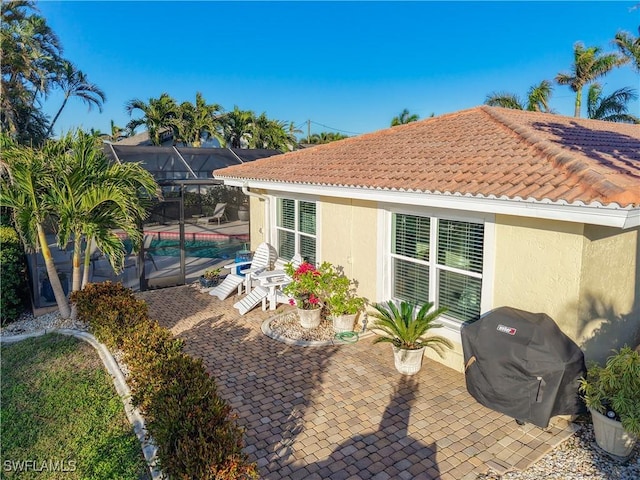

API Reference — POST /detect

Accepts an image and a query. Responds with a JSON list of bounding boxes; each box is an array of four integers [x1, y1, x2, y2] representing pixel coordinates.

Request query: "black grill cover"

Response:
[[461, 307, 586, 428]]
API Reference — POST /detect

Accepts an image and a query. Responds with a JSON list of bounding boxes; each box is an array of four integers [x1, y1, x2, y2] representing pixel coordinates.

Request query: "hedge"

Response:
[[0, 225, 28, 325], [71, 283, 258, 479]]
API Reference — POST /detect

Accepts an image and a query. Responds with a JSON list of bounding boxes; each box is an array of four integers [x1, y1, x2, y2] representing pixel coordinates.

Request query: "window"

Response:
[[391, 213, 484, 324], [275, 198, 316, 264]]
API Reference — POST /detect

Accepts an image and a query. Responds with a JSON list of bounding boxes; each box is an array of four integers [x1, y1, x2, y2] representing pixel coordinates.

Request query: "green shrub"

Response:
[[70, 282, 149, 349], [122, 321, 184, 414], [72, 284, 258, 479], [145, 353, 258, 480], [0, 226, 28, 324]]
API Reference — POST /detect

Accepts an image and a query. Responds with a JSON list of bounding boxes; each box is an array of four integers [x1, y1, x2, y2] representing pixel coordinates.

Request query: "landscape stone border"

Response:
[[261, 311, 375, 347]]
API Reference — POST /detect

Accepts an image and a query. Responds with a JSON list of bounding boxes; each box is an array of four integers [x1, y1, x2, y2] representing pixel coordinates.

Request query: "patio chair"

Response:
[[197, 203, 228, 225], [233, 254, 302, 314], [209, 242, 276, 301]]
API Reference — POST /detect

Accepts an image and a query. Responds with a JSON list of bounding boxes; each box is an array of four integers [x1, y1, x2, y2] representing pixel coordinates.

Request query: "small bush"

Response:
[[122, 321, 184, 414], [71, 282, 149, 349], [0, 226, 28, 325], [145, 353, 258, 480]]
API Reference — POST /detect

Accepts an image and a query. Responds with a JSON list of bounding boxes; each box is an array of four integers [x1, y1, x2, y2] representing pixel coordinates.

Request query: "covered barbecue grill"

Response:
[[461, 306, 586, 428]]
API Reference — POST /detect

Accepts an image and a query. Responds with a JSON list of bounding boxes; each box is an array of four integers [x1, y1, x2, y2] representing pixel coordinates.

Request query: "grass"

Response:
[[0, 334, 151, 479]]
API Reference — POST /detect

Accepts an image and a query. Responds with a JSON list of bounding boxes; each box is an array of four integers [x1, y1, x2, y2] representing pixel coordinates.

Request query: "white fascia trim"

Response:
[[219, 178, 640, 229]]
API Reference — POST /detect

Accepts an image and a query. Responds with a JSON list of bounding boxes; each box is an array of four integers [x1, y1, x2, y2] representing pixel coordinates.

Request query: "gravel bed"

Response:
[[268, 312, 336, 342], [1, 310, 88, 337], [477, 421, 639, 480]]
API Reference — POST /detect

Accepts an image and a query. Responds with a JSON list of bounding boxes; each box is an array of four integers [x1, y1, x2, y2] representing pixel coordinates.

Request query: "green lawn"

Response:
[[1, 334, 151, 479]]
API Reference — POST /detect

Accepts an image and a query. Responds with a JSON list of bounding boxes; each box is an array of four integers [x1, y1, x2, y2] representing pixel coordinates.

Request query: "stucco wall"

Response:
[[248, 192, 267, 250], [319, 197, 379, 302], [493, 215, 640, 365], [576, 225, 640, 363], [493, 215, 585, 332]]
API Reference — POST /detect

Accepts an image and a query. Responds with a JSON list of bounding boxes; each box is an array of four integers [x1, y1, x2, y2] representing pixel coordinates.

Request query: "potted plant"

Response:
[[199, 267, 222, 288], [323, 266, 366, 332], [369, 300, 453, 375], [579, 346, 640, 457], [283, 261, 332, 328], [237, 201, 249, 221]]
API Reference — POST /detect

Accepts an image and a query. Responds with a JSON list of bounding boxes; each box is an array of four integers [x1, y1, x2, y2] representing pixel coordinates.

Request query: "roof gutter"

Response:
[[241, 181, 271, 242], [221, 177, 640, 229]]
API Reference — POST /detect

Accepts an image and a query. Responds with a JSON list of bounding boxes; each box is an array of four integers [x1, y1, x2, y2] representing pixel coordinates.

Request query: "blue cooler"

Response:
[[235, 249, 252, 276]]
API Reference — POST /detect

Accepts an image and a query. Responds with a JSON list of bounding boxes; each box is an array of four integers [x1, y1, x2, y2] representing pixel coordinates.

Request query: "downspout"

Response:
[[241, 181, 271, 244]]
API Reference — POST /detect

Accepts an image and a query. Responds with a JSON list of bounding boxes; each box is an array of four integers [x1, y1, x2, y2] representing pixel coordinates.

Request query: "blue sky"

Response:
[[38, 1, 640, 139]]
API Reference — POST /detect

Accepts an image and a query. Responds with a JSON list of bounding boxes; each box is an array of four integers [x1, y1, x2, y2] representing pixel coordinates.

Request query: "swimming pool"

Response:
[[148, 238, 245, 259]]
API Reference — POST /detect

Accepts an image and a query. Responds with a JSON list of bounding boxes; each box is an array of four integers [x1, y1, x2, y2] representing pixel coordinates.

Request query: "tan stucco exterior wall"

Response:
[[493, 215, 639, 364], [319, 197, 379, 302], [248, 192, 267, 250], [576, 225, 640, 363]]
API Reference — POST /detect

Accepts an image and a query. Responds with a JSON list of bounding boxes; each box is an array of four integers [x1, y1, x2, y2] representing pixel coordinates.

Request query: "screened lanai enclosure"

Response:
[[29, 146, 279, 309]]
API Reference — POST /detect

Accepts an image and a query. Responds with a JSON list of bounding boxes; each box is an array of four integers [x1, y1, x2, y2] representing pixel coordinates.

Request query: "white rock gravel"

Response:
[[269, 312, 337, 342], [0, 310, 88, 337], [477, 421, 639, 480]]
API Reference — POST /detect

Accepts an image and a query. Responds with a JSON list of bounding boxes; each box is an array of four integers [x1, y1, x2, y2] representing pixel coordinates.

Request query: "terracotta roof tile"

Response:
[[215, 106, 640, 208]]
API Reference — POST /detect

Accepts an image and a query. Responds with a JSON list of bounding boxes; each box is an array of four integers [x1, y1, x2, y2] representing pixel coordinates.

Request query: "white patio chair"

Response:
[[209, 242, 276, 301], [233, 254, 302, 315]]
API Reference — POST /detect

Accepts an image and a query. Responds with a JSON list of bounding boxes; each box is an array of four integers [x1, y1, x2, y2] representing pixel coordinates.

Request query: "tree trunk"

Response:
[[81, 237, 92, 289], [37, 224, 71, 318], [71, 234, 83, 292], [45, 96, 68, 138], [574, 88, 582, 118]]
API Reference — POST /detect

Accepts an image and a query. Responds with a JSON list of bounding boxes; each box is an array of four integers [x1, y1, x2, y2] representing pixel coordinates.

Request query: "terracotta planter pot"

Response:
[[392, 346, 426, 375], [332, 313, 357, 333], [590, 407, 638, 457], [297, 307, 322, 329]]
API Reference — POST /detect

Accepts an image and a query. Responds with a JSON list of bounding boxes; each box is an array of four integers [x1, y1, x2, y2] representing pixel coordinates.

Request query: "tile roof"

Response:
[[214, 106, 640, 208]]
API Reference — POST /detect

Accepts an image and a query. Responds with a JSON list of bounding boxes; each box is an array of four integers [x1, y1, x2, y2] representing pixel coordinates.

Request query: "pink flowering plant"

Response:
[[283, 261, 332, 310]]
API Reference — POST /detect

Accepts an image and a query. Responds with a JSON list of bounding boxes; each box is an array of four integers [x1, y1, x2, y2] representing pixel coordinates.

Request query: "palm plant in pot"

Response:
[[578, 346, 640, 457], [369, 300, 453, 375], [323, 265, 366, 333]]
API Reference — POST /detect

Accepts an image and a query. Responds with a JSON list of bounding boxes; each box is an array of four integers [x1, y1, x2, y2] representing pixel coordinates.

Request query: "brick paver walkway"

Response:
[[138, 285, 576, 480]]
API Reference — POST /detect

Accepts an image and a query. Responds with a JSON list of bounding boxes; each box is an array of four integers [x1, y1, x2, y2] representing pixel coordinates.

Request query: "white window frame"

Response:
[[271, 195, 320, 263], [379, 205, 495, 332]]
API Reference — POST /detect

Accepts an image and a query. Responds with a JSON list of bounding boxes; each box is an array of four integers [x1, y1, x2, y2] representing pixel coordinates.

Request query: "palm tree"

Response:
[[0, 135, 71, 317], [485, 80, 554, 112], [45, 61, 105, 137], [221, 106, 255, 148], [614, 30, 640, 73], [249, 113, 296, 151], [1, 1, 62, 143], [175, 92, 223, 147], [307, 131, 349, 144], [391, 108, 419, 126], [48, 130, 158, 291], [586, 84, 639, 123], [555, 42, 627, 117], [125, 93, 180, 145]]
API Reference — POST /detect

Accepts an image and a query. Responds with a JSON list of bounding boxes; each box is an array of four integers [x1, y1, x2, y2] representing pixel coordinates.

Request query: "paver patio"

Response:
[[138, 285, 577, 480]]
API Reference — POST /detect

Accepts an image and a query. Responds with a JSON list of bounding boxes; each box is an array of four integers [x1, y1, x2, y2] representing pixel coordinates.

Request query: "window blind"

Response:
[[437, 220, 484, 274], [438, 270, 482, 322], [299, 201, 316, 235]]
